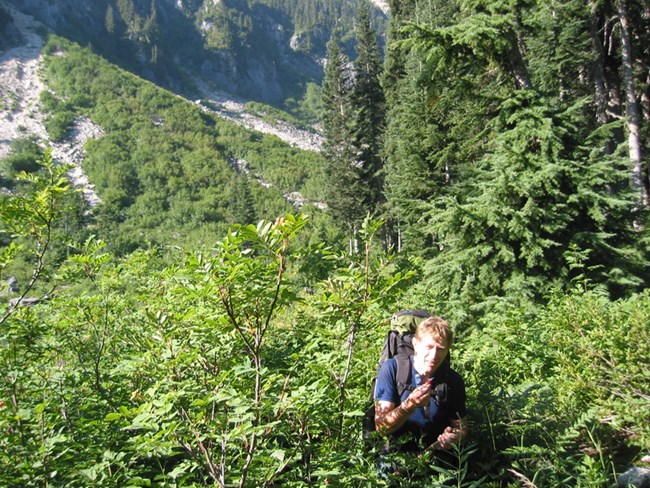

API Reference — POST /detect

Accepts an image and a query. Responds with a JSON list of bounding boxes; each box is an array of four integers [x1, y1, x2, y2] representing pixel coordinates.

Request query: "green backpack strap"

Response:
[[395, 355, 412, 398]]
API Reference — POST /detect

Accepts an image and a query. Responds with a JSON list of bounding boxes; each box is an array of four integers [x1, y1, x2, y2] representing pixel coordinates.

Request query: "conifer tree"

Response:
[[382, 53, 447, 252], [382, 0, 484, 252], [230, 173, 256, 225], [615, 0, 647, 207], [145, 0, 160, 64], [381, 0, 421, 250], [421, 92, 647, 321], [147, 0, 158, 36], [382, 0, 423, 162], [351, 4, 385, 214], [382, 0, 416, 104], [597, 0, 649, 208], [117, 0, 139, 39], [105, 4, 116, 34], [321, 34, 365, 238], [381, 0, 649, 320]]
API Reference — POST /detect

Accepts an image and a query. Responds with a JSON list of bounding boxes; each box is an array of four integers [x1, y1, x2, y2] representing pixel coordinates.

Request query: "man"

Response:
[[374, 316, 467, 454]]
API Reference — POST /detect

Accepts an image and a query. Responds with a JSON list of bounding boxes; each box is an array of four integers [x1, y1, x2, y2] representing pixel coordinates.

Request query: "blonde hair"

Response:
[[415, 316, 453, 347]]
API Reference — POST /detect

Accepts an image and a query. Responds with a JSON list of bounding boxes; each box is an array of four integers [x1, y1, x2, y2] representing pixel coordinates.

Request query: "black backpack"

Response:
[[363, 309, 451, 440]]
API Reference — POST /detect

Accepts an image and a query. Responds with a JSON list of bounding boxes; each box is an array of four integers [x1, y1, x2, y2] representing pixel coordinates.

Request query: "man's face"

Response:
[[413, 334, 449, 378]]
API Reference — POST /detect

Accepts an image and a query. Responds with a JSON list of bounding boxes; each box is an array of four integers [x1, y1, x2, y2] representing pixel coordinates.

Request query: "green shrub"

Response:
[[0, 137, 43, 178], [456, 287, 650, 486], [43, 110, 76, 141]]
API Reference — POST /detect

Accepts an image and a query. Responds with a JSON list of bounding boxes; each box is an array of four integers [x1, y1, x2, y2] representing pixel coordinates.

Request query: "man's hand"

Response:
[[375, 381, 433, 434], [406, 380, 433, 409], [434, 419, 467, 449]]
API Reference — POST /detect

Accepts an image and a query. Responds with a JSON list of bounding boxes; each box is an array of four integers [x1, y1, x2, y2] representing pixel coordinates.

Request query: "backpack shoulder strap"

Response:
[[395, 355, 412, 398], [431, 356, 452, 407]]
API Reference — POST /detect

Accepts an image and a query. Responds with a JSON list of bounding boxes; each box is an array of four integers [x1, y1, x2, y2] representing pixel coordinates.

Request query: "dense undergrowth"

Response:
[[1, 161, 648, 487]]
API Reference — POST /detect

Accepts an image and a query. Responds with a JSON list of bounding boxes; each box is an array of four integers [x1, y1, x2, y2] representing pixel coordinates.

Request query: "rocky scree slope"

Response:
[[0, 2, 102, 205]]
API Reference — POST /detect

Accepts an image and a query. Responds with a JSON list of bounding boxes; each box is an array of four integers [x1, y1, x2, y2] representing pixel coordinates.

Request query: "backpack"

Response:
[[363, 309, 450, 441]]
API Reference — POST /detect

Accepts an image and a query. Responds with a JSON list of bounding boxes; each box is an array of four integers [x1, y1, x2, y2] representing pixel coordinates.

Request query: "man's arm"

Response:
[[374, 399, 414, 434], [375, 383, 432, 434]]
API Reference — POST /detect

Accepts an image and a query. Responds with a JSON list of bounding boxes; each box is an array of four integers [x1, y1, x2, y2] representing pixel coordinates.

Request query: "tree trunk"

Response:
[[616, 0, 648, 207], [588, 0, 609, 127], [508, 32, 533, 90], [640, 1, 650, 203], [642, 70, 650, 202], [509, 9, 533, 90]]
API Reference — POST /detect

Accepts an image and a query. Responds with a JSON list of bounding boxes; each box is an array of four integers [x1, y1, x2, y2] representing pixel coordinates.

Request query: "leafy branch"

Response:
[[0, 150, 71, 325], [193, 214, 308, 487]]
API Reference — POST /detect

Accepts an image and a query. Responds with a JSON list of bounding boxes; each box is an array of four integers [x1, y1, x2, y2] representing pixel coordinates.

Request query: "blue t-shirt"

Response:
[[374, 355, 466, 446]]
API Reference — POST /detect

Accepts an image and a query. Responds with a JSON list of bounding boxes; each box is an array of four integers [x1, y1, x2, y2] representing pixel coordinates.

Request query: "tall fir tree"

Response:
[[383, 0, 487, 252], [105, 4, 116, 34], [381, 0, 649, 322], [230, 173, 257, 225], [145, 0, 160, 64], [321, 33, 365, 239], [116, 0, 139, 40], [382, 0, 422, 251], [382, 52, 452, 252], [351, 3, 386, 215], [421, 93, 647, 325], [382, 0, 416, 105]]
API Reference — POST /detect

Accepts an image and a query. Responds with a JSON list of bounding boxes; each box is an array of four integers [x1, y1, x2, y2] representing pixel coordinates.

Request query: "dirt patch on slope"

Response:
[[0, 1, 102, 205]]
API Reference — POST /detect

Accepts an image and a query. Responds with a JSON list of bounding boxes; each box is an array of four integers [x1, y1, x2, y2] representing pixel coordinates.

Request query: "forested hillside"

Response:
[[1, 0, 650, 486], [38, 35, 333, 254], [5, 0, 386, 110]]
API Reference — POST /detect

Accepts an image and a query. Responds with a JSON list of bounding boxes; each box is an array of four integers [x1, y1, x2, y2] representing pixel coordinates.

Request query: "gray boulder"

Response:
[[618, 467, 650, 488]]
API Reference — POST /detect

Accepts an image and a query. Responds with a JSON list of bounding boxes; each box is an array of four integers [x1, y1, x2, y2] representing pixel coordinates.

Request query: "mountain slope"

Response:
[[0, 3, 102, 205], [4, 0, 387, 109], [1, 5, 332, 253], [0, 2, 322, 208]]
